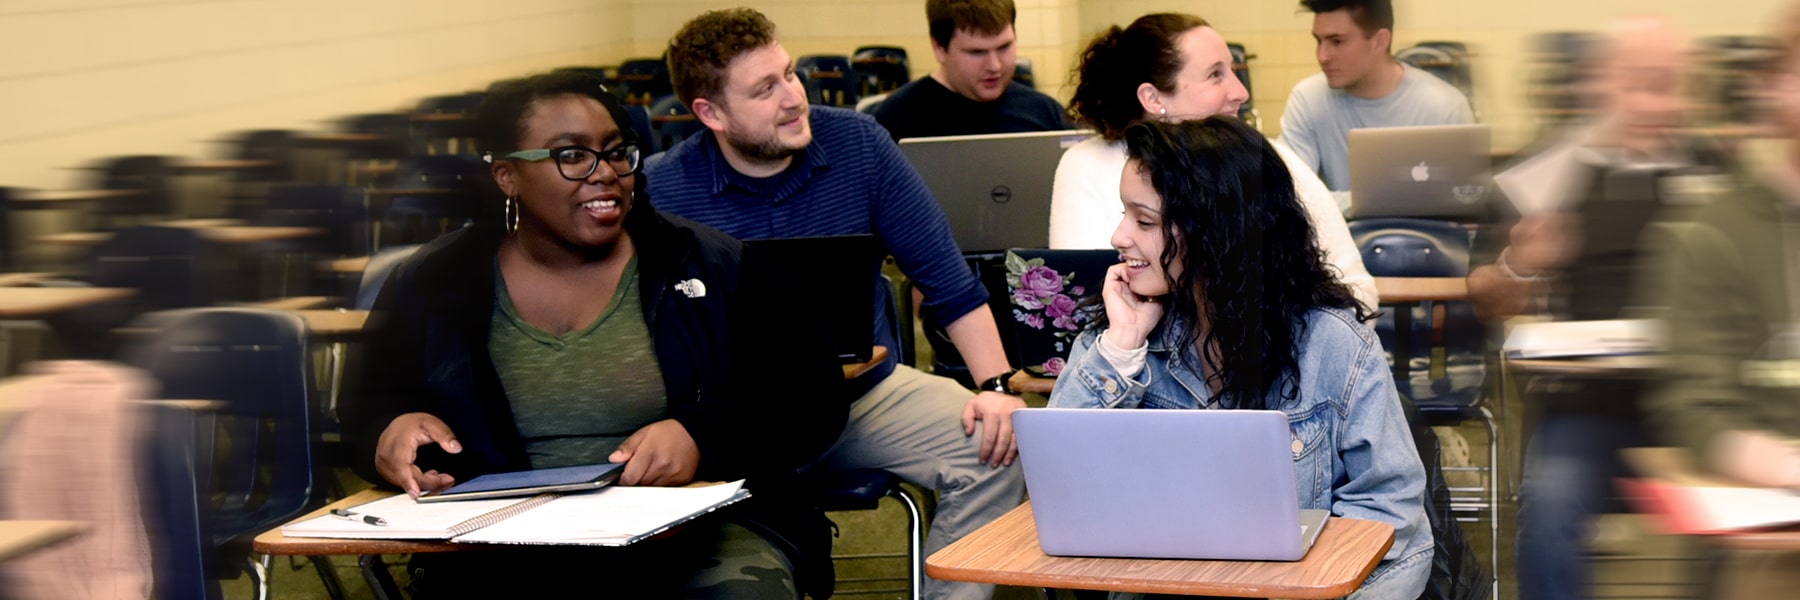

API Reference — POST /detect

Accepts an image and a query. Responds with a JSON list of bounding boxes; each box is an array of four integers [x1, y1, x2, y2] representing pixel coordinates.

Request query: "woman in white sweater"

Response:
[[1050, 13, 1378, 309]]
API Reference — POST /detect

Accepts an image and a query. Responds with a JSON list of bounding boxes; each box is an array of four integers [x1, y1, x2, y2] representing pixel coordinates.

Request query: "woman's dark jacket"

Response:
[[341, 198, 851, 596]]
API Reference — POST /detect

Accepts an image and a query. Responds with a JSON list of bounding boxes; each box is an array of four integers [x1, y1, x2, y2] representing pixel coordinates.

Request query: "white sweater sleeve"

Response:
[[1096, 329, 1148, 379]]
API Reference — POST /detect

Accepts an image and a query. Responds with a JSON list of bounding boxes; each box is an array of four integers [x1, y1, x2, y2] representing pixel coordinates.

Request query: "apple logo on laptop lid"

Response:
[[1411, 161, 1431, 182]]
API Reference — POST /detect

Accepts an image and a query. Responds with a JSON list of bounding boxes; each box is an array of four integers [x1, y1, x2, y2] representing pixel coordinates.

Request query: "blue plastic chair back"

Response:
[[355, 244, 422, 310], [615, 58, 673, 106], [123, 308, 318, 549], [649, 95, 706, 152], [798, 55, 858, 107], [143, 402, 222, 600], [1012, 58, 1035, 89], [92, 155, 176, 225], [1350, 218, 1486, 405], [89, 225, 221, 310], [852, 46, 911, 97], [260, 184, 372, 257]]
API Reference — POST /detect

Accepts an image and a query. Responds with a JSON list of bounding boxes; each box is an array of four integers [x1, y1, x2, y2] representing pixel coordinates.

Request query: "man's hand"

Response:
[[375, 412, 462, 498], [962, 391, 1025, 467], [1507, 212, 1581, 277], [609, 419, 701, 486]]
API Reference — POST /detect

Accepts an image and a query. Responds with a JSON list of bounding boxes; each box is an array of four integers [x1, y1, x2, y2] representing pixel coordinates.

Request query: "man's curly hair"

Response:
[[668, 8, 778, 110]]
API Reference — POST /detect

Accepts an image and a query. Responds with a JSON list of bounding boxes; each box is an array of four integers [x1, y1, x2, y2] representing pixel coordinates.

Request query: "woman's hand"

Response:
[[375, 412, 462, 498], [609, 419, 700, 487], [1101, 262, 1164, 350]]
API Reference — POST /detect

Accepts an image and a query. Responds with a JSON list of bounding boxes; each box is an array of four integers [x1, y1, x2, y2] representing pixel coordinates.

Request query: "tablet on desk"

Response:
[[418, 463, 625, 503]]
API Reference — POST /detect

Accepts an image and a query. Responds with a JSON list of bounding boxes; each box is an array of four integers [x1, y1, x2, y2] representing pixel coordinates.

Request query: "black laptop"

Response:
[[744, 235, 883, 364], [1002, 249, 1115, 376]]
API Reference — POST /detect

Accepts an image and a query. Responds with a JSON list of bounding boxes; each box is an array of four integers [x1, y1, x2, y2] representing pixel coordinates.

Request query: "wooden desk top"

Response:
[[246, 296, 333, 311], [365, 188, 465, 197], [1507, 354, 1664, 376], [844, 346, 888, 380], [411, 113, 468, 122], [40, 224, 323, 246], [0, 520, 86, 563], [173, 159, 278, 173], [0, 287, 135, 317], [1010, 371, 1054, 395], [0, 273, 59, 287], [296, 310, 368, 337], [1374, 277, 1468, 304], [300, 133, 389, 143], [319, 256, 371, 274], [253, 489, 462, 556], [926, 503, 1395, 598], [14, 189, 141, 203]]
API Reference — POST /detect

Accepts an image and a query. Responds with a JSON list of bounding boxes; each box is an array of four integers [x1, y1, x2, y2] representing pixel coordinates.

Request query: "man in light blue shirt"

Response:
[[1278, 0, 1474, 194]]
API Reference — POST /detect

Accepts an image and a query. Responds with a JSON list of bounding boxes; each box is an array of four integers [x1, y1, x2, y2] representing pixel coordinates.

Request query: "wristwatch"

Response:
[[979, 369, 1021, 395]]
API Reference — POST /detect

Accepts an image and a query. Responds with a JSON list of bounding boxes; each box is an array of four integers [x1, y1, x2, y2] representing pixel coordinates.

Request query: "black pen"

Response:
[[331, 508, 387, 527]]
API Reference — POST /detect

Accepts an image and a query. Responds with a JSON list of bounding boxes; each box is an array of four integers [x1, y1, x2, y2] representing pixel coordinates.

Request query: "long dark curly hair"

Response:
[[1120, 117, 1368, 409]]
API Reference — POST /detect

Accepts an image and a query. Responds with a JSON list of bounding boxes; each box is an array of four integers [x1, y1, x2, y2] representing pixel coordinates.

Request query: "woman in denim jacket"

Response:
[[1048, 118, 1432, 599]]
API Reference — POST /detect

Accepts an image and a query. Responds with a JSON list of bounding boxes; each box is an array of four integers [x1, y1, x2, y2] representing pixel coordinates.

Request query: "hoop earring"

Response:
[[504, 196, 519, 232]]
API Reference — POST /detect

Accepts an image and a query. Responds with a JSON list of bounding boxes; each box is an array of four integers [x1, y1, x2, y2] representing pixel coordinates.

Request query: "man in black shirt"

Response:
[[872, 0, 1070, 140]]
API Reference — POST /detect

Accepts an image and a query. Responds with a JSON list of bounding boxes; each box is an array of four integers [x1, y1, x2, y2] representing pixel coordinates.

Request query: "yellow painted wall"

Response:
[[2, 0, 1797, 192], [0, 0, 630, 191]]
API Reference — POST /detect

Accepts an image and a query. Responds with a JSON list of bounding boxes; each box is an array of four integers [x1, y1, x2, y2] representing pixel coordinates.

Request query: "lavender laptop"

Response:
[[1012, 408, 1330, 561]]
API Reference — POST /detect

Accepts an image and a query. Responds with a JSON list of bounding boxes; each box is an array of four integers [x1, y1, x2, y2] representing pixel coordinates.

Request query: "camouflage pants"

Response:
[[407, 520, 796, 598]]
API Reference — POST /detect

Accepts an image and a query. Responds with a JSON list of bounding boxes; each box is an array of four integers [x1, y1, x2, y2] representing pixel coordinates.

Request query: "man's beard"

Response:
[[724, 128, 801, 163]]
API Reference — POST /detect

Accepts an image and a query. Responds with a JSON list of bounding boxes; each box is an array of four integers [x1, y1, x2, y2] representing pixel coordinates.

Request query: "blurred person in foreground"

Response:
[[1048, 117, 1430, 600], [341, 71, 847, 598], [1642, 3, 1800, 597], [1463, 16, 1731, 600], [1047, 12, 1377, 310]]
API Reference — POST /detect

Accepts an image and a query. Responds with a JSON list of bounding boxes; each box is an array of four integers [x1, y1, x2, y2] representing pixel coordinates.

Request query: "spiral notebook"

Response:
[[280, 480, 749, 546]]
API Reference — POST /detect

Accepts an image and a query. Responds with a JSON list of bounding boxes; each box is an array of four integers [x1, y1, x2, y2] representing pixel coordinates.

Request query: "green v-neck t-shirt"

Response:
[[489, 255, 668, 469]]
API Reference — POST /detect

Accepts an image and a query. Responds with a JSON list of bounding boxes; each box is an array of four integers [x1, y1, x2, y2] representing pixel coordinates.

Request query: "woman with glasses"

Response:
[[342, 71, 848, 598]]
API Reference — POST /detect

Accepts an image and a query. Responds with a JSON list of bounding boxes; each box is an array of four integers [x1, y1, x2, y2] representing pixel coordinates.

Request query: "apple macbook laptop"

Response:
[[1346, 124, 1492, 220], [898, 130, 1094, 253], [1013, 408, 1331, 561], [743, 235, 883, 364]]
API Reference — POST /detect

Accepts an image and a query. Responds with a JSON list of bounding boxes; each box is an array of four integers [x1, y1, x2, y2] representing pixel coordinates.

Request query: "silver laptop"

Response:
[[1013, 408, 1330, 561], [898, 130, 1094, 253], [1347, 124, 1492, 219]]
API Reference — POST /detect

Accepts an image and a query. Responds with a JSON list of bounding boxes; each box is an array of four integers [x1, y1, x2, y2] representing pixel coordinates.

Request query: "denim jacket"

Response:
[[1048, 307, 1433, 600]]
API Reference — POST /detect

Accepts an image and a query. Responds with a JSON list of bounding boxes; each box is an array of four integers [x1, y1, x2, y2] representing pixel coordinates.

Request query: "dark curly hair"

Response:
[[1300, 0, 1394, 35], [1067, 13, 1210, 140], [1120, 117, 1367, 409], [668, 8, 779, 110], [474, 71, 640, 156], [473, 71, 648, 206]]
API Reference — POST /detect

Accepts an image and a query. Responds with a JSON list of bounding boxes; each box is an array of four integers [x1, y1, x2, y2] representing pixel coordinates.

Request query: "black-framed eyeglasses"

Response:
[[487, 144, 642, 181]]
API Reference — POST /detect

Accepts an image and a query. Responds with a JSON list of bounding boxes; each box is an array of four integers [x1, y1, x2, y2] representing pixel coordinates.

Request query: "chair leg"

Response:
[[308, 556, 350, 600], [359, 554, 405, 600], [888, 486, 927, 600], [1482, 406, 1503, 600], [246, 554, 272, 600]]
